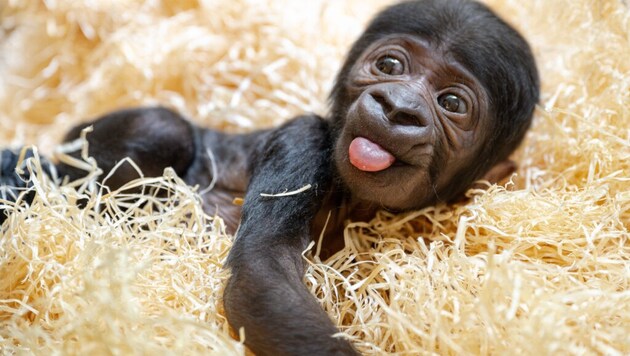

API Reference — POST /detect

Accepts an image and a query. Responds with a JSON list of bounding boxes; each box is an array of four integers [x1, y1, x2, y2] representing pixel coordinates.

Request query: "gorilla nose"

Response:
[[370, 89, 429, 127], [391, 108, 425, 127]]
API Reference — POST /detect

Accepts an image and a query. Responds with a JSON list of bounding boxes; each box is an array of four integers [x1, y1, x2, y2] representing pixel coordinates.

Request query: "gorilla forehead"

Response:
[[341, 0, 531, 87]]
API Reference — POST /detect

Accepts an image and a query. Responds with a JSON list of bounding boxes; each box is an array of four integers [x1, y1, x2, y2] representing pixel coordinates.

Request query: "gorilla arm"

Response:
[[223, 115, 357, 356]]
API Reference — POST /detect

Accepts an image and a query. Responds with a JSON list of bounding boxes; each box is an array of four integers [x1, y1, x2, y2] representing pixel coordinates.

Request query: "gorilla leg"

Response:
[[0, 148, 54, 213], [58, 107, 197, 190], [0, 107, 197, 224]]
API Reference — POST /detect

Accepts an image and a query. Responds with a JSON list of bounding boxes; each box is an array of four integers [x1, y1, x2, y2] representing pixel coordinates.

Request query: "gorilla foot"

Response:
[[0, 147, 54, 224]]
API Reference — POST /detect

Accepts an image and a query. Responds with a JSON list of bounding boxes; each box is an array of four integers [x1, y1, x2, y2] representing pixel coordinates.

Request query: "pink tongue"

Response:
[[349, 137, 395, 172]]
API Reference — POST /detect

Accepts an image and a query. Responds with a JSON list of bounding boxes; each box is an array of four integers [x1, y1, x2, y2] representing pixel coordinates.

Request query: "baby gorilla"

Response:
[[0, 0, 539, 354]]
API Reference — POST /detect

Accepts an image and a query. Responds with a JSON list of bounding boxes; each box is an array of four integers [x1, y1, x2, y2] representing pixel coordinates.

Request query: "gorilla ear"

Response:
[[481, 159, 516, 185], [458, 160, 517, 203]]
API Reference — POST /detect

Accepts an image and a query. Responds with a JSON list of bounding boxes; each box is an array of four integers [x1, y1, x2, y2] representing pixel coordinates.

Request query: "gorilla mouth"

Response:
[[348, 136, 396, 172]]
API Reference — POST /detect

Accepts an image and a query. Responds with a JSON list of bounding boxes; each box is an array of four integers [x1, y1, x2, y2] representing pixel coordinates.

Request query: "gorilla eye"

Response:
[[375, 56, 403, 75], [438, 94, 467, 114]]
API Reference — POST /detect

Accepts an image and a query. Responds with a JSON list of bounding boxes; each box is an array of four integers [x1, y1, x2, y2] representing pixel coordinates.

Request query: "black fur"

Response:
[[224, 116, 355, 355]]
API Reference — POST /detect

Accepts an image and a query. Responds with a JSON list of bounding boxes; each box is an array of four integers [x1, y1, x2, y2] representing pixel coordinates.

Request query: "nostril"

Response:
[[371, 93, 392, 114], [391, 110, 425, 127], [369, 91, 427, 127]]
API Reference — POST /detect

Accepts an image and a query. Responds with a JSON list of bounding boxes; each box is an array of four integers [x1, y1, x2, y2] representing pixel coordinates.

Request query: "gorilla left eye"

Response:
[[375, 56, 403, 75], [438, 94, 468, 114]]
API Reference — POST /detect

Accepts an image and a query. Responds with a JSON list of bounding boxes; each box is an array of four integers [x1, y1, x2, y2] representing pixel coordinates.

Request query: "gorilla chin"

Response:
[[333, 130, 437, 211]]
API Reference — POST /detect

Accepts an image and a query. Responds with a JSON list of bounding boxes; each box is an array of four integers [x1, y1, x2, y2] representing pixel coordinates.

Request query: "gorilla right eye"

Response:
[[375, 56, 404, 75], [438, 93, 467, 114]]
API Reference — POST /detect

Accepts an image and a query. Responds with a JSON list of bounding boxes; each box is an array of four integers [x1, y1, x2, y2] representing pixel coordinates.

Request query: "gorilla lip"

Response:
[[348, 136, 396, 172]]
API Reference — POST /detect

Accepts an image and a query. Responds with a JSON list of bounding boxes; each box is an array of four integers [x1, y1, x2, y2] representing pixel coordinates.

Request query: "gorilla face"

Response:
[[334, 35, 492, 210]]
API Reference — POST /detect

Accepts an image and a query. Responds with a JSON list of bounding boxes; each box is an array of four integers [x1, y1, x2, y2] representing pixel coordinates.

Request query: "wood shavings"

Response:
[[1, 0, 629, 354], [260, 184, 312, 197]]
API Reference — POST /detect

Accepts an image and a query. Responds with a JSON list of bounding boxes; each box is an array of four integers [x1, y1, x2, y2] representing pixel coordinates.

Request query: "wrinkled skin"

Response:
[[334, 34, 492, 210], [0, 0, 539, 355]]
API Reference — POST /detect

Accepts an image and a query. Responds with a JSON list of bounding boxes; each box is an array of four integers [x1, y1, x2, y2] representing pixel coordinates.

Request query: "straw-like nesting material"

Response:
[[0, 0, 628, 354]]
